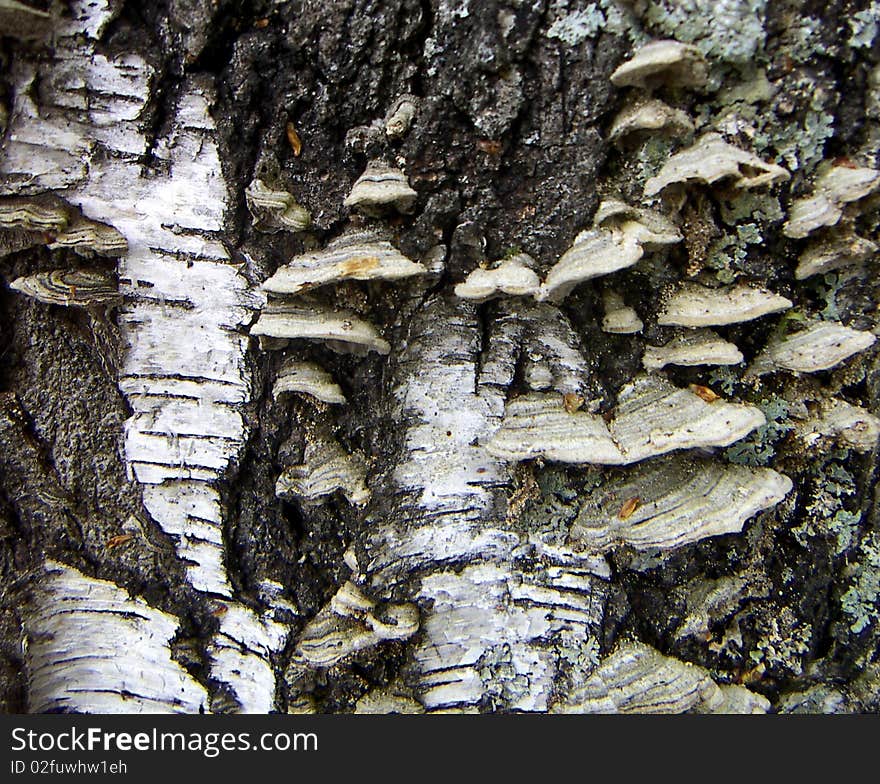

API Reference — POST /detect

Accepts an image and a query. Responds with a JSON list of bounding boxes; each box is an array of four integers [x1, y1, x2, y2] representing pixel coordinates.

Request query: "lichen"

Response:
[[555, 629, 601, 686], [811, 272, 844, 321], [546, 6, 605, 45], [705, 366, 740, 396], [724, 395, 793, 466], [758, 79, 836, 174], [748, 608, 812, 676], [848, 2, 880, 50], [794, 450, 860, 555], [642, 0, 768, 66], [840, 532, 880, 634], [705, 192, 784, 282], [788, 17, 826, 63], [517, 465, 598, 541], [477, 644, 532, 709], [546, 1, 643, 45]]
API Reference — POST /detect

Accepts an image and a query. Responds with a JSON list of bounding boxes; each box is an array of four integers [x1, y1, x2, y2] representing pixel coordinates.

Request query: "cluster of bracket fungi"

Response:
[[3, 16, 880, 712], [238, 37, 880, 710]]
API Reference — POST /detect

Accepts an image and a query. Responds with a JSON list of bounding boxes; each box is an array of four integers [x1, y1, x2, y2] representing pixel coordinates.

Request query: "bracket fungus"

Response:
[[800, 400, 880, 452], [49, 215, 128, 256], [794, 233, 878, 280], [384, 94, 419, 139], [343, 161, 417, 215], [537, 229, 643, 302], [642, 329, 743, 371], [276, 438, 370, 506], [245, 178, 310, 233], [570, 455, 792, 552], [0, 194, 69, 235], [593, 199, 683, 248], [290, 581, 418, 669], [537, 201, 682, 302], [601, 289, 643, 334], [262, 231, 426, 295], [272, 359, 346, 404], [783, 163, 880, 239], [608, 98, 694, 143], [610, 40, 709, 90], [750, 322, 877, 375], [0, 194, 127, 257], [10, 269, 121, 307], [552, 641, 769, 714], [454, 253, 541, 302], [485, 374, 764, 465], [657, 282, 792, 327], [251, 304, 391, 355], [645, 133, 790, 197]]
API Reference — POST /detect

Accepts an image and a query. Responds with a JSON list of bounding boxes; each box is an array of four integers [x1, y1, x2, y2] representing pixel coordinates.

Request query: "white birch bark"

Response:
[[2, 0, 284, 713], [363, 295, 609, 711]]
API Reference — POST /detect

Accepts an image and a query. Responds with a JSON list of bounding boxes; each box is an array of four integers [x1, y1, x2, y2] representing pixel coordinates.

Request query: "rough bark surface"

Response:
[[1, 0, 880, 713]]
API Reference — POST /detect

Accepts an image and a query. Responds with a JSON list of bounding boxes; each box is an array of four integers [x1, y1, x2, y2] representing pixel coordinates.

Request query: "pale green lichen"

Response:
[[794, 451, 860, 555], [840, 532, 880, 634], [810, 272, 844, 321], [642, 0, 767, 65], [555, 629, 600, 681], [778, 683, 847, 714], [546, 1, 642, 45], [705, 366, 740, 395], [719, 191, 785, 226], [788, 17, 826, 63], [478, 644, 531, 709], [546, 5, 605, 45], [757, 80, 835, 173], [724, 395, 793, 466], [517, 466, 598, 541], [704, 218, 767, 283], [849, 2, 880, 49], [630, 135, 679, 189], [748, 608, 812, 676]]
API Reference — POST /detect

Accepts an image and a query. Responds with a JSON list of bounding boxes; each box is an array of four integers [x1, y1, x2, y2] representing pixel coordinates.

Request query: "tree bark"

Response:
[[1, 0, 879, 714]]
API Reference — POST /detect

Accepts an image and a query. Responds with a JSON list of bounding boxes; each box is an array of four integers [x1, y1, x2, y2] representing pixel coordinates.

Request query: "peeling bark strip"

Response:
[[24, 561, 208, 714], [362, 296, 609, 711], [1, 0, 284, 712]]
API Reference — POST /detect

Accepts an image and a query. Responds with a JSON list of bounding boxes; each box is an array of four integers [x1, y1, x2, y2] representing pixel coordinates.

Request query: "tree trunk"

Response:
[[1, 0, 880, 714]]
